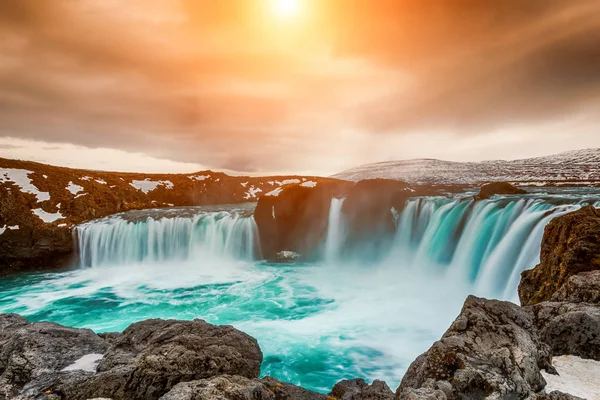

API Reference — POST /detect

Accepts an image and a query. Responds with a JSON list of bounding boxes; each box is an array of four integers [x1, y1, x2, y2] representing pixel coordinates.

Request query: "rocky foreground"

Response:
[[1, 206, 599, 400]]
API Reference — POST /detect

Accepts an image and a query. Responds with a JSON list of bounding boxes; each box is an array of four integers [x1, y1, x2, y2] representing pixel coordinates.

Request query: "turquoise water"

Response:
[[0, 260, 468, 393], [1, 192, 599, 393]]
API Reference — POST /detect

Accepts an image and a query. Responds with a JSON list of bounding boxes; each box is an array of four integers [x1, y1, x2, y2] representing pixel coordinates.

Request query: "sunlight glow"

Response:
[[272, 0, 301, 19]]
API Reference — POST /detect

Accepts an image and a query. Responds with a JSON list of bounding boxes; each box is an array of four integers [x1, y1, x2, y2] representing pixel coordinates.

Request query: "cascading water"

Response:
[[324, 197, 345, 262], [76, 208, 261, 267], [2, 191, 600, 393]]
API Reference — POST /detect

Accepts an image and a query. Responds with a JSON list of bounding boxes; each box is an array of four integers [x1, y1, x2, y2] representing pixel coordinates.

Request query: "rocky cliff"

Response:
[[0, 158, 341, 272], [519, 206, 600, 306]]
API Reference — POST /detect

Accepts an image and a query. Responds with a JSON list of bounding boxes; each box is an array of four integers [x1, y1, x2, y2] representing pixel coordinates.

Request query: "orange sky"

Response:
[[1, 0, 599, 174]]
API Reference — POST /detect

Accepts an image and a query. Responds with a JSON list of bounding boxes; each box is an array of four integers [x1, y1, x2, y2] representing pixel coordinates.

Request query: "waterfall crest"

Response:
[[76, 210, 261, 267]]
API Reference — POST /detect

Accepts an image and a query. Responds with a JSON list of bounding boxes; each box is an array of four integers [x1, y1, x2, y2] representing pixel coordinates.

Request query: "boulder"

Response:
[[519, 206, 600, 306], [9, 318, 263, 400], [474, 182, 526, 201], [158, 375, 327, 400], [526, 301, 600, 361], [254, 181, 352, 260], [329, 378, 394, 400], [396, 296, 555, 400], [0, 314, 109, 399], [550, 270, 600, 303], [158, 375, 275, 400]]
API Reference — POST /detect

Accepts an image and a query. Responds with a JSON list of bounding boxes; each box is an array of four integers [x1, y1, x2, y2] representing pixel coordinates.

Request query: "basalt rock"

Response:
[[519, 206, 600, 306], [474, 182, 526, 201], [158, 375, 276, 400], [0, 314, 110, 399], [254, 181, 352, 260], [329, 378, 394, 400], [341, 179, 414, 259], [550, 270, 600, 303], [396, 295, 555, 400], [526, 301, 600, 361], [66, 318, 263, 400]]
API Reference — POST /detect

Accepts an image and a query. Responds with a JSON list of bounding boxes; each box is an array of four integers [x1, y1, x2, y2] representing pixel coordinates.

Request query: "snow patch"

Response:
[[541, 355, 600, 400], [300, 181, 317, 188], [130, 179, 174, 194], [188, 175, 210, 181], [280, 179, 301, 185], [61, 353, 104, 373], [244, 186, 262, 199], [0, 226, 5, 235], [0, 168, 50, 202], [57, 223, 67, 227], [75, 193, 88, 199], [43, 174, 48, 179], [241, 182, 248, 188], [265, 187, 284, 197], [80, 176, 92, 181], [95, 179, 107, 185], [66, 181, 84, 195], [32, 208, 64, 223], [7, 225, 19, 230]]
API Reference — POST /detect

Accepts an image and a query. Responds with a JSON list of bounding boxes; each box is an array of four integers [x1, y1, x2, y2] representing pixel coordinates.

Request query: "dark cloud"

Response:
[[0, 0, 599, 172]]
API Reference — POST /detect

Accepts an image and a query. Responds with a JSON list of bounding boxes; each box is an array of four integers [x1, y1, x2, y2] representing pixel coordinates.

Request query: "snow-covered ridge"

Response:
[[333, 148, 600, 184]]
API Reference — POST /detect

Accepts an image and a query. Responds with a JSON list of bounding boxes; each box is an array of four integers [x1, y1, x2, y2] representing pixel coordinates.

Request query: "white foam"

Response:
[[542, 355, 600, 400], [130, 179, 174, 194], [32, 208, 64, 223], [0, 168, 50, 202], [66, 181, 84, 195], [61, 353, 104, 373]]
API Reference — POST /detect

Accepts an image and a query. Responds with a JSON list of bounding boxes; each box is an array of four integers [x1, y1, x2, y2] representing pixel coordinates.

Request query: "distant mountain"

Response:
[[332, 149, 600, 185]]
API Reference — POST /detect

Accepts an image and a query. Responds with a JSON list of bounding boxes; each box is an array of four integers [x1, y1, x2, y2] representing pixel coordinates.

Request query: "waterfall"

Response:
[[76, 210, 261, 268], [389, 196, 599, 300], [324, 197, 346, 262]]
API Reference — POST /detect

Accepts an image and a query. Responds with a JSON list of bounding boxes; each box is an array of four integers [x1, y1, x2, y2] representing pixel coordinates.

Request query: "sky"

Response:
[[1, 0, 599, 175]]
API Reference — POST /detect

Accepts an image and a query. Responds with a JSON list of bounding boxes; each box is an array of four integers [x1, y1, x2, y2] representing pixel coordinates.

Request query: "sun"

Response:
[[272, 0, 301, 19]]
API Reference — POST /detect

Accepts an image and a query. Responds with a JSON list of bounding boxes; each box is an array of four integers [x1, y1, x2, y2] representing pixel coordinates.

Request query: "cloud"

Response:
[[0, 0, 599, 173]]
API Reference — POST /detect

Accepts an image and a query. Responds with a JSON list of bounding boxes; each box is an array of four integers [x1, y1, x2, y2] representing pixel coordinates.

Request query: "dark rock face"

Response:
[[158, 375, 276, 400], [0, 157, 343, 273], [550, 270, 600, 303], [69, 319, 263, 400], [5, 317, 263, 400], [519, 206, 600, 306], [540, 391, 585, 400], [329, 378, 394, 400], [260, 376, 326, 400], [341, 179, 413, 259], [0, 314, 109, 399], [396, 295, 554, 400], [526, 301, 600, 361], [254, 181, 352, 260], [474, 182, 526, 201]]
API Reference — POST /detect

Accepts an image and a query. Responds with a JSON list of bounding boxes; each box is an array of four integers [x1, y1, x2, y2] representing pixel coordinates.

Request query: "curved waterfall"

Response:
[[325, 195, 600, 300], [76, 210, 261, 267]]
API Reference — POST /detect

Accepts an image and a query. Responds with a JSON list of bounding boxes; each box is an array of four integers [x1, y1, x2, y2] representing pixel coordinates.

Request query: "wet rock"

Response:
[[474, 182, 526, 201], [329, 378, 394, 400], [550, 270, 600, 303], [526, 301, 600, 361], [519, 206, 600, 306], [259, 376, 326, 400], [0, 314, 109, 399], [396, 296, 554, 400]]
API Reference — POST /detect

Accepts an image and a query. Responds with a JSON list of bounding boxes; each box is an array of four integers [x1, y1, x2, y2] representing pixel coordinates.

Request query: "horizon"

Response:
[[1, 146, 598, 177], [1, 0, 600, 174]]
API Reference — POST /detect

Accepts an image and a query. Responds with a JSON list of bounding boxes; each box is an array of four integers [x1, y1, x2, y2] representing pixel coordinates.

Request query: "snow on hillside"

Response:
[[332, 149, 600, 185]]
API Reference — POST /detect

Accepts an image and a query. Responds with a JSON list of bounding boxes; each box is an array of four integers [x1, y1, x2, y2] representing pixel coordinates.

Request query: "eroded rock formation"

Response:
[[519, 206, 600, 306]]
